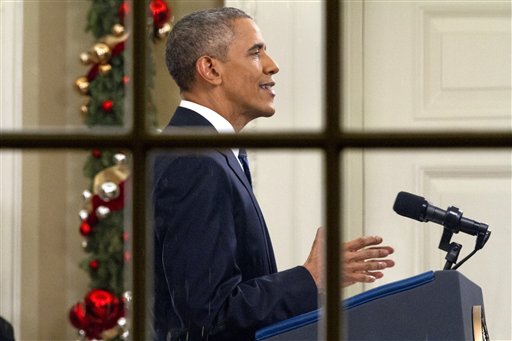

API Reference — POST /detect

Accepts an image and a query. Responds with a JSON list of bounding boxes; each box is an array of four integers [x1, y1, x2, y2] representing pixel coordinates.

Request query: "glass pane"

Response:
[[0, 2, 128, 132], [149, 148, 325, 340], [0, 1, 131, 132], [342, 148, 511, 340], [0, 149, 132, 340], [152, 2, 325, 134], [341, 1, 512, 132]]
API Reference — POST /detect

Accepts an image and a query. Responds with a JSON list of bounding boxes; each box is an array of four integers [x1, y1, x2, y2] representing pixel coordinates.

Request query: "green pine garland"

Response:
[[73, 0, 161, 338], [81, 3, 125, 340], [85, 53, 125, 127], [82, 0, 125, 295], [86, 0, 124, 39], [80, 211, 125, 296]]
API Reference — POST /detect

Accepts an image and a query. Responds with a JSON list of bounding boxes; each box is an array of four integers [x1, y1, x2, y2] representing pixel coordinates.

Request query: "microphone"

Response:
[[393, 191, 489, 237]]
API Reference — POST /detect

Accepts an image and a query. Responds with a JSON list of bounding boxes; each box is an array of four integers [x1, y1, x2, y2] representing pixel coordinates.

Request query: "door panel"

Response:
[[363, 1, 511, 131], [361, 1, 511, 339]]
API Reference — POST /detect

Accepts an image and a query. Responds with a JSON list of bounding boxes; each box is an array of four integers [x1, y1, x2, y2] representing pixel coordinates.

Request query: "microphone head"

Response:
[[393, 191, 428, 221]]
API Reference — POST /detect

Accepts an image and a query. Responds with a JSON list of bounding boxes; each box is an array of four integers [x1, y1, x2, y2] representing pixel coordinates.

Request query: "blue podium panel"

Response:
[[256, 271, 484, 341], [345, 270, 483, 340]]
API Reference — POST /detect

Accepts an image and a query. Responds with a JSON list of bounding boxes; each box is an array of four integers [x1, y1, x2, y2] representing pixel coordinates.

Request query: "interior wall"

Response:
[[21, 1, 101, 340]]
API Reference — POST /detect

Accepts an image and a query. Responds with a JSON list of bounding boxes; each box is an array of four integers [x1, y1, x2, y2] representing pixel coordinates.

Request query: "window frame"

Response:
[[0, 1, 511, 339]]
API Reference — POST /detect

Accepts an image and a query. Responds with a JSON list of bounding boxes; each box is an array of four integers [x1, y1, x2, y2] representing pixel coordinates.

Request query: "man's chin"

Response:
[[247, 106, 276, 120], [262, 106, 276, 117]]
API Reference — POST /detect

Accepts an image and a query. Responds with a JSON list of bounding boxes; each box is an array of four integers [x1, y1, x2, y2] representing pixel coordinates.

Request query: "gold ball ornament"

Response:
[[78, 209, 89, 221], [96, 206, 111, 220], [80, 104, 88, 119], [101, 326, 121, 340], [92, 43, 112, 64], [112, 24, 125, 37], [74, 76, 89, 95], [118, 317, 129, 339], [99, 63, 112, 75], [99, 182, 120, 202], [156, 23, 172, 40], [123, 291, 133, 304], [79, 51, 96, 65], [82, 189, 92, 201], [114, 153, 128, 166]]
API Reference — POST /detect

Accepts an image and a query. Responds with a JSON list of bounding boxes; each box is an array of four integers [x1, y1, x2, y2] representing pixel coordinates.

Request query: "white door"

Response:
[[355, 1, 512, 339]]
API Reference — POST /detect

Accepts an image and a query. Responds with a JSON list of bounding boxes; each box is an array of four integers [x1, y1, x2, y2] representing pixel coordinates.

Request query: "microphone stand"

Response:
[[437, 206, 491, 270], [438, 228, 462, 270]]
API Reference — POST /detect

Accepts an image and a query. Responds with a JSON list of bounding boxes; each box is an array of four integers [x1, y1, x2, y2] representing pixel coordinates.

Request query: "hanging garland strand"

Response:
[[70, 1, 172, 340]]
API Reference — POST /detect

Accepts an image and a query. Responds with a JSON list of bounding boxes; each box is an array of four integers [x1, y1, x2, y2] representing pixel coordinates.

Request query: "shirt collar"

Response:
[[179, 100, 240, 159]]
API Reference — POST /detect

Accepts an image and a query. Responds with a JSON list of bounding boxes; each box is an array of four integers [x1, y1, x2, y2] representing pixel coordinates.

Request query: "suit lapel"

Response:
[[222, 150, 253, 192], [168, 107, 254, 191]]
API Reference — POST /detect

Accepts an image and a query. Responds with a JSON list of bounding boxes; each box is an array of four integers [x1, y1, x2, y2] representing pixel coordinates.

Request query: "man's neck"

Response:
[[181, 92, 248, 132]]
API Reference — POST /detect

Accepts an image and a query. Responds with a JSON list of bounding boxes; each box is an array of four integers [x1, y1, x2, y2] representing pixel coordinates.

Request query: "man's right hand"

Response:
[[303, 227, 395, 294]]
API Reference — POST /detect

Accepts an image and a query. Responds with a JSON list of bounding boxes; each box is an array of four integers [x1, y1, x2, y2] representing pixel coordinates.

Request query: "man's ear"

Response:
[[195, 56, 222, 86]]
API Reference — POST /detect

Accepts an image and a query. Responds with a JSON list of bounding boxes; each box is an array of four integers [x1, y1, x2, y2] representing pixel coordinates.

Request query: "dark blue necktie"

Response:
[[238, 148, 252, 186]]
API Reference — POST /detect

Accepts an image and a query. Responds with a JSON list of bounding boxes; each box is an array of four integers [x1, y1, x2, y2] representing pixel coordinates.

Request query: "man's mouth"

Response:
[[260, 82, 276, 95]]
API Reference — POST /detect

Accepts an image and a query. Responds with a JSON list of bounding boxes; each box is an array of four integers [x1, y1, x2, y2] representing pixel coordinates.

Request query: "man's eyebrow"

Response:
[[247, 43, 265, 53]]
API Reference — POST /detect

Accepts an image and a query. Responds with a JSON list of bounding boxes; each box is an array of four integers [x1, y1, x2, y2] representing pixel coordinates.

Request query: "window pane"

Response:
[[0, 2, 135, 132], [342, 148, 511, 340], [0, 150, 132, 340], [149, 148, 325, 340], [341, 1, 512, 132], [154, 1, 326, 134]]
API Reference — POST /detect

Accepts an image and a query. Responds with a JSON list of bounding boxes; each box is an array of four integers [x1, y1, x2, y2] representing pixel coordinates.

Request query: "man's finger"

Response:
[[343, 236, 384, 251], [345, 247, 393, 262]]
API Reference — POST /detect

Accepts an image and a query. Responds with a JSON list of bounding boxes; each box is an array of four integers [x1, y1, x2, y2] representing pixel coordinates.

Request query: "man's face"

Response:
[[219, 18, 279, 121]]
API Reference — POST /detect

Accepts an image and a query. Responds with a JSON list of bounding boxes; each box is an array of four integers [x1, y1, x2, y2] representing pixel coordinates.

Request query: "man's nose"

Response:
[[263, 52, 279, 75]]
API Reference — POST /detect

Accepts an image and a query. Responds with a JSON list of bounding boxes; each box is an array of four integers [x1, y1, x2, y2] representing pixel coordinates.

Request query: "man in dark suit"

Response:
[[152, 7, 395, 341]]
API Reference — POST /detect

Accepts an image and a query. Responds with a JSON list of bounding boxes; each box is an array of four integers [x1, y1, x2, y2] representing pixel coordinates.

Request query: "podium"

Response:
[[256, 271, 486, 340]]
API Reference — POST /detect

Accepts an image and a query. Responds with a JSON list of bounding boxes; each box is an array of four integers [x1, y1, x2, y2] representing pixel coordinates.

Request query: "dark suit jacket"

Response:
[[152, 107, 318, 341], [0, 316, 15, 341]]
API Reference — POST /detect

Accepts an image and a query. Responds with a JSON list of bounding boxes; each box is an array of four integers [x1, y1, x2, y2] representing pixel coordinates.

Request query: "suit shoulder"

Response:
[[152, 150, 230, 188]]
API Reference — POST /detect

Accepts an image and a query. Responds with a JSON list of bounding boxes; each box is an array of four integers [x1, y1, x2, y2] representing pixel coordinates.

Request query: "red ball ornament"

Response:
[[150, 0, 170, 28], [85, 289, 121, 323], [69, 302, 89, 330], [91, 149, 102, 158], [102, 100, 114, 112], [80, 220, 92, 236], [89, 260, 100, 271]]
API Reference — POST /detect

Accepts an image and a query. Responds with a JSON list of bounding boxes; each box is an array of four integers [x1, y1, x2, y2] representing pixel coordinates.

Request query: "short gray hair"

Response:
[[165, 7, 252, 92]]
